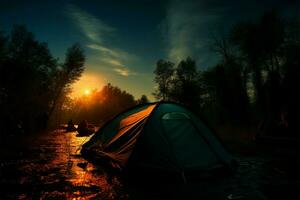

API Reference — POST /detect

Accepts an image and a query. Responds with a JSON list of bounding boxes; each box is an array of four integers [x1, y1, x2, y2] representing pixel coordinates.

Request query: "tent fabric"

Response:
[[82, 104, 156, 166], [81, 102, 234, 173]]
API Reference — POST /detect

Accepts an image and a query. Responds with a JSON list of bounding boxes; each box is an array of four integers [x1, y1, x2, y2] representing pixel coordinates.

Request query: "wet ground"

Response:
[[0, 129, 298, 199]]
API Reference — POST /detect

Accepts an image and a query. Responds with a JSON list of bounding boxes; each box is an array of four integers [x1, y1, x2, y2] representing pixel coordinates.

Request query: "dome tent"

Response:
[[81, 102, 235, 177]]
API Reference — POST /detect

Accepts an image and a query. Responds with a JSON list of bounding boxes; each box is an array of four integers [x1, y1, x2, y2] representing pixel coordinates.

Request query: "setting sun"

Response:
[[84, 89, 91, 95], [71, 73, 104, 98]]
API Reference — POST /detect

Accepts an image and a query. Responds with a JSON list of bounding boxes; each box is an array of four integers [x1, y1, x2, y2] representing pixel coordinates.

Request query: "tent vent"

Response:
[[162, 112, 190, 120]]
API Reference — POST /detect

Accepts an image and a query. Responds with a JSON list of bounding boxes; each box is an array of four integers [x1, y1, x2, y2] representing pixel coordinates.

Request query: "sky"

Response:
[[0, 0, 297, 100]]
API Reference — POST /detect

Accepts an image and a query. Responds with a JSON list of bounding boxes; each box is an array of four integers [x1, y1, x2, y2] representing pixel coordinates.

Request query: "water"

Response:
[[0, 129, 128, 199], [0, 129, 297, 199]]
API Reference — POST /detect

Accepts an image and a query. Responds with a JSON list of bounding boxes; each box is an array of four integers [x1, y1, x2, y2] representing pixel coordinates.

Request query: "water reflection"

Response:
[[0, 129, 284, 199], [25, 129, 126, 199]]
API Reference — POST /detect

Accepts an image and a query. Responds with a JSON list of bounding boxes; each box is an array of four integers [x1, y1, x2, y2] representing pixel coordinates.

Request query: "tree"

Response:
[[67, 83, 136, 125], [0, 25, 85, 136], [153, 59, 174, 100], [228, 10, 296, 134], [0, 25, 59, 134], [210, 32, 249, 122], [230, 21, 265, 113], [171, 57, 202, 110], [153, 57, 203, 111], [48, 43, 85, 125], [137, 94, 149, 104]]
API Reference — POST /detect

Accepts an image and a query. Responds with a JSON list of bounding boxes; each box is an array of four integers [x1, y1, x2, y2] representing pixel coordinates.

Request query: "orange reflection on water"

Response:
[[35, 129, 126, 199]]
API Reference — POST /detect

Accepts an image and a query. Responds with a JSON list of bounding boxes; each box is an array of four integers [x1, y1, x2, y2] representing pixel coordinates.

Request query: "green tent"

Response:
[[81, 102, 235, 175]]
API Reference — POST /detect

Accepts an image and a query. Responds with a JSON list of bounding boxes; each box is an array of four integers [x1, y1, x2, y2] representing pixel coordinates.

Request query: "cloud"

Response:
[[105, 59, 123, 67], [67, 4, 137, 76], [87, 43, 138, 76], [113, 68, 130, 76], [87, 44, 120, 58], [87, 44, 137, 62], [165, 0, 222, 65], [68, 4, 115, 43]]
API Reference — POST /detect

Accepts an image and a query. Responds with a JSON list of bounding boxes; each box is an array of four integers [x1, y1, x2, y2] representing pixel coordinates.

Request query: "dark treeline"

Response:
[[0, 10, 298, 140], [153, 11, 299, 138], [0, 22, 149, 138], [0, 25, 85, 138], [61, 84, 148, 125]]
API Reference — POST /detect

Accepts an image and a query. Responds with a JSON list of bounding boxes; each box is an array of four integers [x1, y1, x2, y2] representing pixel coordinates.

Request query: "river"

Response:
[[0, 129, 297, 199]]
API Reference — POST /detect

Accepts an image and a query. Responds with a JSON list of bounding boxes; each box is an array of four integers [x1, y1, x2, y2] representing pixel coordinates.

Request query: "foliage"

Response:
[[153, 57, 202, 111], [153, 59, 174, 100], [153, 11, 299, 137], [48, 43, 85, 126], [136, 95, 149, 104], [0, 10, 298, 140], [65, 83, 136, 125], [0, 25, 85, 136]]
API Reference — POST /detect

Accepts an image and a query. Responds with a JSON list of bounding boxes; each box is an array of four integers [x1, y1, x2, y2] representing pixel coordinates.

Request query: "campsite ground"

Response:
[[0, 129, 298, 200]]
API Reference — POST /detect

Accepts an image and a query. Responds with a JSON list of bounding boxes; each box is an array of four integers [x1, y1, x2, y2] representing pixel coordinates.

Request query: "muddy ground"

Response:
[[0, 129, 299, 200]]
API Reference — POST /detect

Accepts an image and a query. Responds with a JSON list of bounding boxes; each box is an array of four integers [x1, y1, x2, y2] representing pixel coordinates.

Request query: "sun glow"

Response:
[[84, 89, 91, 95], [71, 73, 105, 98]]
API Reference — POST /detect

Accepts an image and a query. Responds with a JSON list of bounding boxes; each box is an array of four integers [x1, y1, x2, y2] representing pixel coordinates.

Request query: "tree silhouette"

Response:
[[153, 57, 203, 111], [230, 22, 265, 114], [228, 10, 297, 135], [151, 11, 299, 138], [171, 57, 202, 111], [0, 25, 58, 133], [66, 83, 136, 125], [48, 43, 85, 123], [137, 95, 149, 104], [0, 25, 85, 136], [153, 59, 174, 100]]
